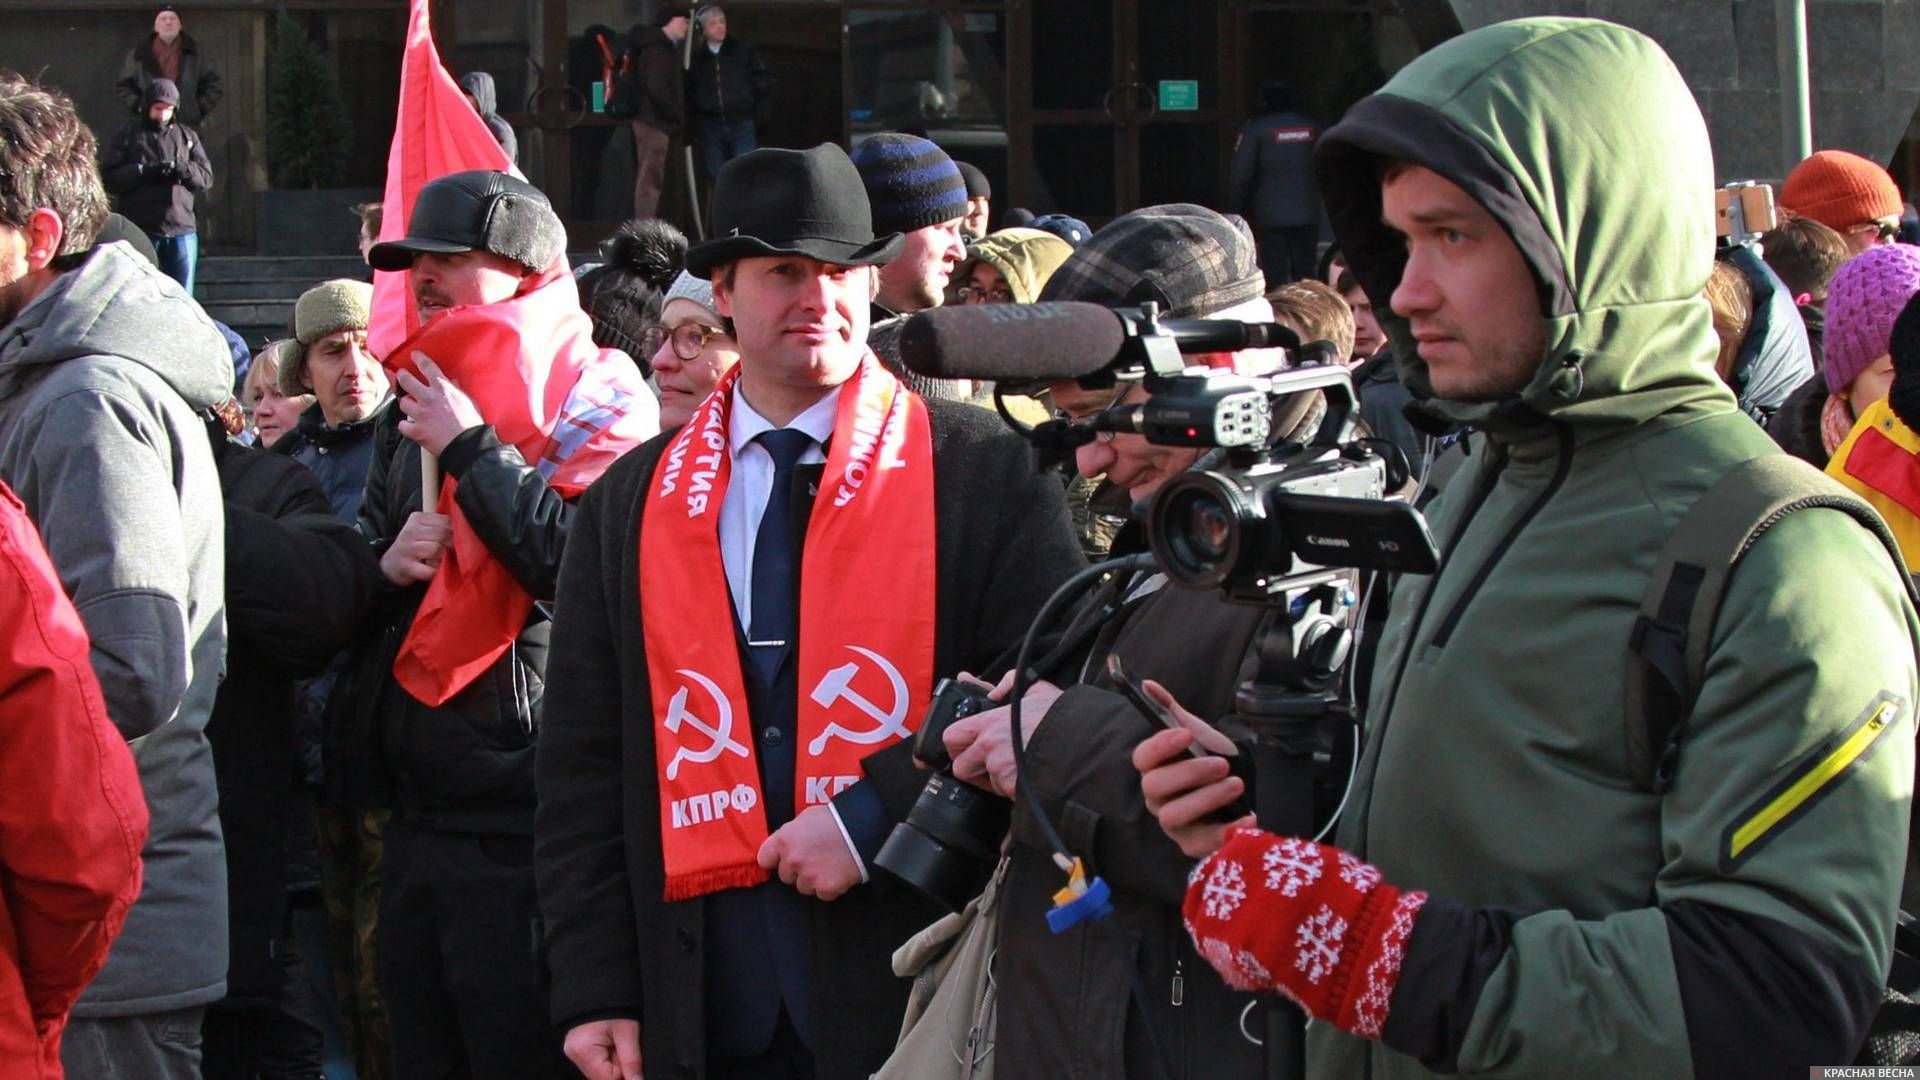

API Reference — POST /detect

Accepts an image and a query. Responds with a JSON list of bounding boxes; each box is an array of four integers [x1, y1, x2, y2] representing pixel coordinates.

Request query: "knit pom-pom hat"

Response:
[[1824, 243, 1920, 394]]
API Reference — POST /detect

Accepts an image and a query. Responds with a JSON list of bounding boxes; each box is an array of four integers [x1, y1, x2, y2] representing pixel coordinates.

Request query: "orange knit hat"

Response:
[[1780, 150, 1902, 232]]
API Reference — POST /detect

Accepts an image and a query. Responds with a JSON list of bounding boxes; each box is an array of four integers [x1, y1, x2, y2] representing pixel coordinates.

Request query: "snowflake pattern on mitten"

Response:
[[1200, 857, 1248, 920], [1264, 837, 1324, 896], [1294, 905, 1347, 984], [1338, 850, 1382, 890], [1183, 828, 1428, 1039]]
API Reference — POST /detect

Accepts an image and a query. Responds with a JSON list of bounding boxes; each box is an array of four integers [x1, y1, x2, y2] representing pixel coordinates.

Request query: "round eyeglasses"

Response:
[[642, 322, 727, 360]]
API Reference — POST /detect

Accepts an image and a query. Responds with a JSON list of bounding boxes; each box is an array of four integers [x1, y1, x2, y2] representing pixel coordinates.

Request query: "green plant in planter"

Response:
[[266, 12, 352, 188]]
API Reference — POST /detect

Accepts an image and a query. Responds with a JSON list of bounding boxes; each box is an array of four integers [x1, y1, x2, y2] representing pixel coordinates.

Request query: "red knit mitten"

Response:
[[1183, 828, 1428, 1038]]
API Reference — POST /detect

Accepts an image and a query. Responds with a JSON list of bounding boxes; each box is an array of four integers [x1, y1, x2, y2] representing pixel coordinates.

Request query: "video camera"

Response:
[[899, 299, 1439, 600], [871, 301, 1441, 910]]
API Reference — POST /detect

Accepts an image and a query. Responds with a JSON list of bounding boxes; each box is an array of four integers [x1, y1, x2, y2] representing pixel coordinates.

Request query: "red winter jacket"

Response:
[[0, 482, 148, 1077]]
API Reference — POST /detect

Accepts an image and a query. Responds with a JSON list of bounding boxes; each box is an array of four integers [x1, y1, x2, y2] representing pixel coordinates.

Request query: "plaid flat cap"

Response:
[[1037, 203, 1265, 318]]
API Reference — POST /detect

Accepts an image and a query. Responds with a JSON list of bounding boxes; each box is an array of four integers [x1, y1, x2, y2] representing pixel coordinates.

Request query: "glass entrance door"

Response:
[[1015, 0, 1228, 224]]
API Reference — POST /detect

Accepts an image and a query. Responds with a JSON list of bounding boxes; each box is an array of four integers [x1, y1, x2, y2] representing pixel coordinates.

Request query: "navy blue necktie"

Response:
[[748, 428, 813, 683]]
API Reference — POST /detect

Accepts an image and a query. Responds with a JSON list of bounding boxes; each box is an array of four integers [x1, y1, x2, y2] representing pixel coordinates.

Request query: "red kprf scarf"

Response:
[[641, 356, 937, 900]]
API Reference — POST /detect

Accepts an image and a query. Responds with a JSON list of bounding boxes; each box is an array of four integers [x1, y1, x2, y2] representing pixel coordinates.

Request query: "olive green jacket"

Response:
[[1311, 18, 1919, 1078]]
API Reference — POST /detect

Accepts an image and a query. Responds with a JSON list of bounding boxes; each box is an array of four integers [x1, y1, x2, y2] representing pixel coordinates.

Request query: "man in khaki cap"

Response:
[[272, 279, 398, 1080], [277, 279, 392, 520]]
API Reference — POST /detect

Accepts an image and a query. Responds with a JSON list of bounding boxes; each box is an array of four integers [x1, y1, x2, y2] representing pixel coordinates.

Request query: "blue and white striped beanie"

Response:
[[849, 133, 970, 235]]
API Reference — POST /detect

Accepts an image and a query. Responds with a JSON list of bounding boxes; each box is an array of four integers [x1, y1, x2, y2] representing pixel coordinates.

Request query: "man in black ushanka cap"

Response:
[[536, 142, 1084, 1080]]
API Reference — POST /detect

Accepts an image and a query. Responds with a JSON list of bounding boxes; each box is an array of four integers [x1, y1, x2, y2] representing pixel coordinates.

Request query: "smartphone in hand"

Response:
[[1107, 655, 1252, 824], [1107, 655, 1210, 758]]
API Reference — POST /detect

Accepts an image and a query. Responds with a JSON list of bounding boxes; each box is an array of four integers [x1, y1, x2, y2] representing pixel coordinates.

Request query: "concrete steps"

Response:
[[195, 256, 370, 348], [194, 251, 600, 349]]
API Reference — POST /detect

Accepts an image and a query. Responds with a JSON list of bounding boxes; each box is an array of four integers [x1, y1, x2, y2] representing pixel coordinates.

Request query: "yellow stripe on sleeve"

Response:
[[1727, 699, 1897, 863]]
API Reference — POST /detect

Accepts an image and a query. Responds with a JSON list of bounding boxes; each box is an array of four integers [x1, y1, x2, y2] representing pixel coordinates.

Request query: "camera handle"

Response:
[[1231, 582, 1356, 1080]]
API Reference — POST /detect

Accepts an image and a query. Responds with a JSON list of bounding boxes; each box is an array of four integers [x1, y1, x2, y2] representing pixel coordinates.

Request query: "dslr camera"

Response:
[[873, 678, 1008, 911]]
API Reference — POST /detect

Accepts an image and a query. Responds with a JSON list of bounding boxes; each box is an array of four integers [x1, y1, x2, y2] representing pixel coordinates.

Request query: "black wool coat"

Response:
[[116, 32, 223, 124], [100, 114, 214, 238], [536, 398, 1086, 1080], [207, 429, 380, 1002]]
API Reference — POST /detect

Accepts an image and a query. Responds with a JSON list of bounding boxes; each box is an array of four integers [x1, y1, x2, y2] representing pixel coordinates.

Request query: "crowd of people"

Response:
[[1, 10, 1919, 1080]]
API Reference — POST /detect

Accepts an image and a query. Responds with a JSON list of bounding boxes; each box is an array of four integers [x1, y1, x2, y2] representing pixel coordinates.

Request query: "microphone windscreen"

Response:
[[897, 302, 1129, 382]]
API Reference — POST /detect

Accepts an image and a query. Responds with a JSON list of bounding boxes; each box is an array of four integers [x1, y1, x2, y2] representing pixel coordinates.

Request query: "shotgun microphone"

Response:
[[895, 302, 1298, 382]]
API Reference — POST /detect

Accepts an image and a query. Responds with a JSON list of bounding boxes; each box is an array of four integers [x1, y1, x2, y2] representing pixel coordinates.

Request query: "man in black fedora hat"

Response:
[[535, 142, 1083, 1080]]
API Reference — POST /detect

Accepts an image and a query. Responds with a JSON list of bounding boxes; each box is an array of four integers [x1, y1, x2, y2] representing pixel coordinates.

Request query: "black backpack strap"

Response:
[[1626, 454, 1915, 792]]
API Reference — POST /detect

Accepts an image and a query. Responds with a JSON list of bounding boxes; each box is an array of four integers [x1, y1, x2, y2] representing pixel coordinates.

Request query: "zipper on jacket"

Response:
[[1344, 437, 1509, 862], [1170, 958, 1184, 1006], [1373, 439, 1508, 732], [511, 642, 533, 735], [1428, 425, 1575, 648]]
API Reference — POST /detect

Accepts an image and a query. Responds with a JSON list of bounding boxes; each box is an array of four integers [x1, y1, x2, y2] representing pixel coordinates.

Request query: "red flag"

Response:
[[367, 0, 516, 358], [369, 0, 659, 706], [386, 264, 661, 706]]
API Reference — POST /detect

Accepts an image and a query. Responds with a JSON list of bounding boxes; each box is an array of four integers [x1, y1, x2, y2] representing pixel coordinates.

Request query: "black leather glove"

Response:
[[149, 160, 178, 183]]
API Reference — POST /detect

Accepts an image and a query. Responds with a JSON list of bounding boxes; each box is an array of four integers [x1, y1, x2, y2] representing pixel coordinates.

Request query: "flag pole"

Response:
[[421, 450, 440, 509]]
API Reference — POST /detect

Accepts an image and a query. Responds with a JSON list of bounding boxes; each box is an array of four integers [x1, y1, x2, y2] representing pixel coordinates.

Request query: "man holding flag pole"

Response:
[[323, 1, 659, 1075], [339, 165, 659, 1080]]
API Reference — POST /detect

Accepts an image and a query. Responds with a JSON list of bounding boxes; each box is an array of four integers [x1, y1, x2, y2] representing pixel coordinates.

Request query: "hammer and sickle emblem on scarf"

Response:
[[807, 646, 911, 755], [663, 669, 748, 780]]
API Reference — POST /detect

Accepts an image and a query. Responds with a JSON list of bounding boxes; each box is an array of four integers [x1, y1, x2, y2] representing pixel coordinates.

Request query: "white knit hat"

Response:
[[663, 271, 716, 313]]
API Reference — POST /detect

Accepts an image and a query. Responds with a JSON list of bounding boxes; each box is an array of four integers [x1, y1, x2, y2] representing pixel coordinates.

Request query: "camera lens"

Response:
[[874, 771, 1010, 912], [1186, 497, 1235, 561], [1151, 474, 1253, 589]]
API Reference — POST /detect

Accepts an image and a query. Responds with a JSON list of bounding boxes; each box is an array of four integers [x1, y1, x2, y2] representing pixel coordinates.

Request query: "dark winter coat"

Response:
[[327, 409, 572, 831], [687, 38, 770, 128], [279, 399, 388, 795], [630, 25, 685, 135], [206, 426, 379, 1003], [1228, 109, 1319, 229], [535, 399, 1085, 1080], [116, 32, 222, 125], [281, 399, 389, 522], [457, 72, 518, 165], [1766, 372, 1830, 469], [1721, 244, 1815, 425], [100, 100, 213, 238], [1353, 348, 1432, 482], [997, 573, 1264, 1080], [1801, 301, 1827, 369]]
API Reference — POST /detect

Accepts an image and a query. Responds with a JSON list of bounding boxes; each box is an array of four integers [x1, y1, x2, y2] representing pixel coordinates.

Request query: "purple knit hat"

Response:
[[1825, 243, 1920, 394]]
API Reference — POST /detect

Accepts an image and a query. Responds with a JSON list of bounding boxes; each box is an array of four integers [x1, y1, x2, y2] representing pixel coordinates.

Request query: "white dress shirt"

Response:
[[719, 385, 839, 632], [716, 384, 869, 878]]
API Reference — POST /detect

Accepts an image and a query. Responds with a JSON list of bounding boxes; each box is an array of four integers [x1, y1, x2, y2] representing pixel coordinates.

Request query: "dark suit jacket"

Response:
[[536, 397, 1085, 1079]]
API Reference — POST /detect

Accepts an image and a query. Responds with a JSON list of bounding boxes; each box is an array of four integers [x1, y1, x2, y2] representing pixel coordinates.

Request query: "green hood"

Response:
[[959, 227, 1077, 305], [1316, 17, 1736, 439]]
